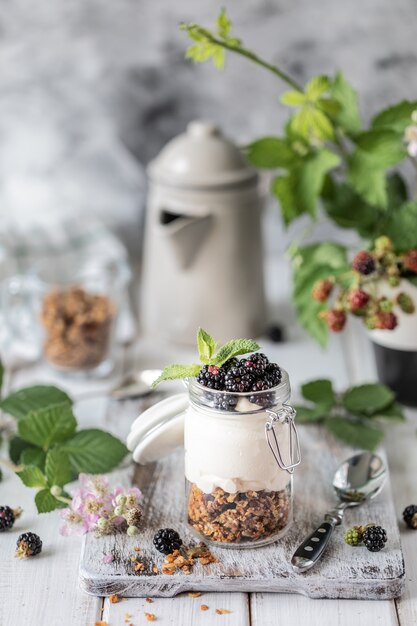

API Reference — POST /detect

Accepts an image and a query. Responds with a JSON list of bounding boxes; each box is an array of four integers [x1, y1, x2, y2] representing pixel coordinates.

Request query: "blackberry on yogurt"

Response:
[[197, 365, 225, 390]]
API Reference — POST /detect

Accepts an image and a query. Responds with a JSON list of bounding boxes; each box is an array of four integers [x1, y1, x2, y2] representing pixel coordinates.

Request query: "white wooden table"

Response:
[[1, 262, 417, 626]]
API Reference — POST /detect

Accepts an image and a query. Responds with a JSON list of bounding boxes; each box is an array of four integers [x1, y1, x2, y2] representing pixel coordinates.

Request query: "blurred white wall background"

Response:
[[0, 0, 416, 256]]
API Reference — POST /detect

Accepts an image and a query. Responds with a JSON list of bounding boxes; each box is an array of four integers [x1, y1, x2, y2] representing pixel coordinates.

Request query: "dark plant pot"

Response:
[[372, 341, 417, 407]]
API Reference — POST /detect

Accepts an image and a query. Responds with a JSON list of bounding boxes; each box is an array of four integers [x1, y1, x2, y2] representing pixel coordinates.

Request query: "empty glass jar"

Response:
[[184, 370, 300, 548]]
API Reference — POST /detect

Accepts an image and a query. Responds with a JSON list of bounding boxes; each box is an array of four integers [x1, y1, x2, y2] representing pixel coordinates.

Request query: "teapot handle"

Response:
[[126, 393, 188, 464]]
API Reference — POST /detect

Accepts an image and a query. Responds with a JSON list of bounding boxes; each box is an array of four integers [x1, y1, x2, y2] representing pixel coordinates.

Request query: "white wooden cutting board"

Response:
[[79, 425, 405, 600]]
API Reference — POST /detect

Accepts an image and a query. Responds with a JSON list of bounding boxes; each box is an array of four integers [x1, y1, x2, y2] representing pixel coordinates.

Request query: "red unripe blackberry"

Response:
[[403, 249, 417, 273], [348, 288, 370, 311], [375, 311, 398, 330], [352, 251, 375, 275], [323, 310, 346, 332], [312, 279, 333, 302]]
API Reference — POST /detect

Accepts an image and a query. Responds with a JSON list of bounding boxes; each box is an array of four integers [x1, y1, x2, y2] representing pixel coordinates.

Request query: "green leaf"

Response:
[[197, 327, 217, 363], [354, 130, 407, 167], [0, 361, 4, 398], [216, 8, 231, 38], [213, 339, 261, 366], [0, 385, 72, 419], [301, 379, 335, 406], [372, 100, 417, 134], [272, 149, 340, 225], [292, 242, 350, 346], [63, 429, 128, 474], [281, 90, 306, 106], [9, 436, 32, 464], [293, 404, 327, 423], [152, 364, 202, 387], [384, 200, 417, 251], [317, 98, 342, 116], [305, 75, 331, 101], [45, 448, 73, 487], [322, 180, 379, 239], [17, 465, 47, 488], [290, 106, 334, 141], [245, 137, 296, 168], [331, 71, 362, 135], [21, 448, 46, 470], [342, 383, 395, 416], [324, 417, 384, 450], [35, 489, 64, 513], [386, 172, 409, 210], [18, 403, 77, 449], [365, 402, 405, 422]]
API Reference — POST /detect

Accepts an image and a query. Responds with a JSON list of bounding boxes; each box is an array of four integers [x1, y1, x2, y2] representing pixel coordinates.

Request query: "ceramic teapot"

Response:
[[140, 121, 267, 345]]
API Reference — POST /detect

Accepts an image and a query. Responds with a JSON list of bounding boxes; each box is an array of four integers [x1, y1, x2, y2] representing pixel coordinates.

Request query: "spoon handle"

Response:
[[291, 520, 337, 572]]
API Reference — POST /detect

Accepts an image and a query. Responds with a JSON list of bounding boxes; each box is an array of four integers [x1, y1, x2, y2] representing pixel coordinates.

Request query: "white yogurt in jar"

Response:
[[184, 397, 291, 494]]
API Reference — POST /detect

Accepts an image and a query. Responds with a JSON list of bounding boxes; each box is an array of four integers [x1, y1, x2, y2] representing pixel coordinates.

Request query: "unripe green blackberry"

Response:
[[344, 526, 363, 546]]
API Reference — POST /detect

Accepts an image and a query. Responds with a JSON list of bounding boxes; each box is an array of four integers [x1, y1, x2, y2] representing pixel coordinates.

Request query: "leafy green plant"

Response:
[[295, 379, 405, 450], [152, 327, 259, 386], [0, 383, 128, 513], [181, 10, 417, 345]]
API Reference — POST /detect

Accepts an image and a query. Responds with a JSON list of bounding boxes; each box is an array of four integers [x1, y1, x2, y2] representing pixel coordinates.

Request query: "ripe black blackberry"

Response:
[[240, 353, 269, 376], [0, 506, 22, 532], [362, 525, 387, 552], [403, 504, 417, 529], [153, 528, 183, 555], [224, 366, 255, 393], [16, 532, 42, 558], [265, 363, 282, 387], [249, 391, 275, 409], [222, 357, 239, 371], [205, 391, 238, 411], [197, 365, 225, 390]]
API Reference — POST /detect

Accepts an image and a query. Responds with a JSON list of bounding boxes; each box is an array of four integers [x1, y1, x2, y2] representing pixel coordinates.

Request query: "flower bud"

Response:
[[50, 485, 62, 497], [114, 505, 124, 516], [127, 525, 139, 536], [115, 494, 127, 506]]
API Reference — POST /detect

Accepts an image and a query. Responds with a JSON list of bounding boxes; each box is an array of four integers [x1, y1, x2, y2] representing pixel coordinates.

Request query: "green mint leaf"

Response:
[[324, 417, 384, 451], [152, 364, 202, 388], [21, 448, 46, 470], [9, 436, 33, 464], [371, 100, 417, 134], [301, 379, 335, 406], [305, 75, 331, 101], [292, 242, 350, 346], [45, 448, 73, 487], [331, 71, 362, 135], [0, 385, 72, 420], [213, 339, 260, 366], [281, 90, 306, 106], [197, 327, 217, 363], [384, 200, 417, 252], [17, 465, 47, 488], [35, 489, 64, 514], [63, 429, 128, 474], [363, 402, 405, 422], [18, 403, 77, 449], [342, 383, 395, 416], [292, 405, 327, 423], [245, 137, 296, 169]]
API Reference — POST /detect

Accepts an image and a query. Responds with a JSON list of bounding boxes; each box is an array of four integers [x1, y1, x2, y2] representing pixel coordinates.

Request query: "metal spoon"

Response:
[[74, 369, 163, 402], [291, 451, 386, 573]]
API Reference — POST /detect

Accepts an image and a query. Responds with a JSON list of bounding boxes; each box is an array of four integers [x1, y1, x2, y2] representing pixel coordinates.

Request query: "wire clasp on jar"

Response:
[[265, 404, 301, 474]]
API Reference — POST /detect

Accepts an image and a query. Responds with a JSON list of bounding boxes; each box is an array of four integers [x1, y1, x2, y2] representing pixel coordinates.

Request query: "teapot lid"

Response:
[[147, 121, 257, 189]]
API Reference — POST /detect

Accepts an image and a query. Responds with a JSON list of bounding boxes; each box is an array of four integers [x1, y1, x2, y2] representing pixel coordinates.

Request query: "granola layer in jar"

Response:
[[184, 373, 298, 548]]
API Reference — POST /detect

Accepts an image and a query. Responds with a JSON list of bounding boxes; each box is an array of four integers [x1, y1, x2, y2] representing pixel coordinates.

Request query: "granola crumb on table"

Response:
[[108, 594, 120, 604], [200, 605, 209, 611], [145, 612, 156, 621], [216, 608, 232, 614], [146, 597, 154, 603]]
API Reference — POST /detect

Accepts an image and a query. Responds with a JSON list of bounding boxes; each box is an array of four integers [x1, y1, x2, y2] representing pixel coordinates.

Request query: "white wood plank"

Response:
[[250, 593, 398, 626], [103, 592, 250, 626]]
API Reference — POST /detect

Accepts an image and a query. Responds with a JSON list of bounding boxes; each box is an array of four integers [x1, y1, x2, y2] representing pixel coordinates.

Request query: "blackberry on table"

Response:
[[403, 504, 417, 529], [0, 506, 22, 532], [362, 525, 387, 552], [197, 365, 225, 390], [224, 366, 255, 393], [16, 532, 42, 558], [153, 528, 183, 555]]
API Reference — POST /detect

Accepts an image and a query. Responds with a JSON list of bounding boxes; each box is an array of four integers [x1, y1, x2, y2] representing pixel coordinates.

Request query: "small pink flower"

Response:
[[103, 553, 114, 564]]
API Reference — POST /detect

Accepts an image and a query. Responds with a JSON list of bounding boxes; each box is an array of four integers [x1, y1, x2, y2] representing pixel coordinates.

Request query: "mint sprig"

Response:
[[295, 378, 404, 450], [0, 376, 128, 514], [152, 328, 260, 387]]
